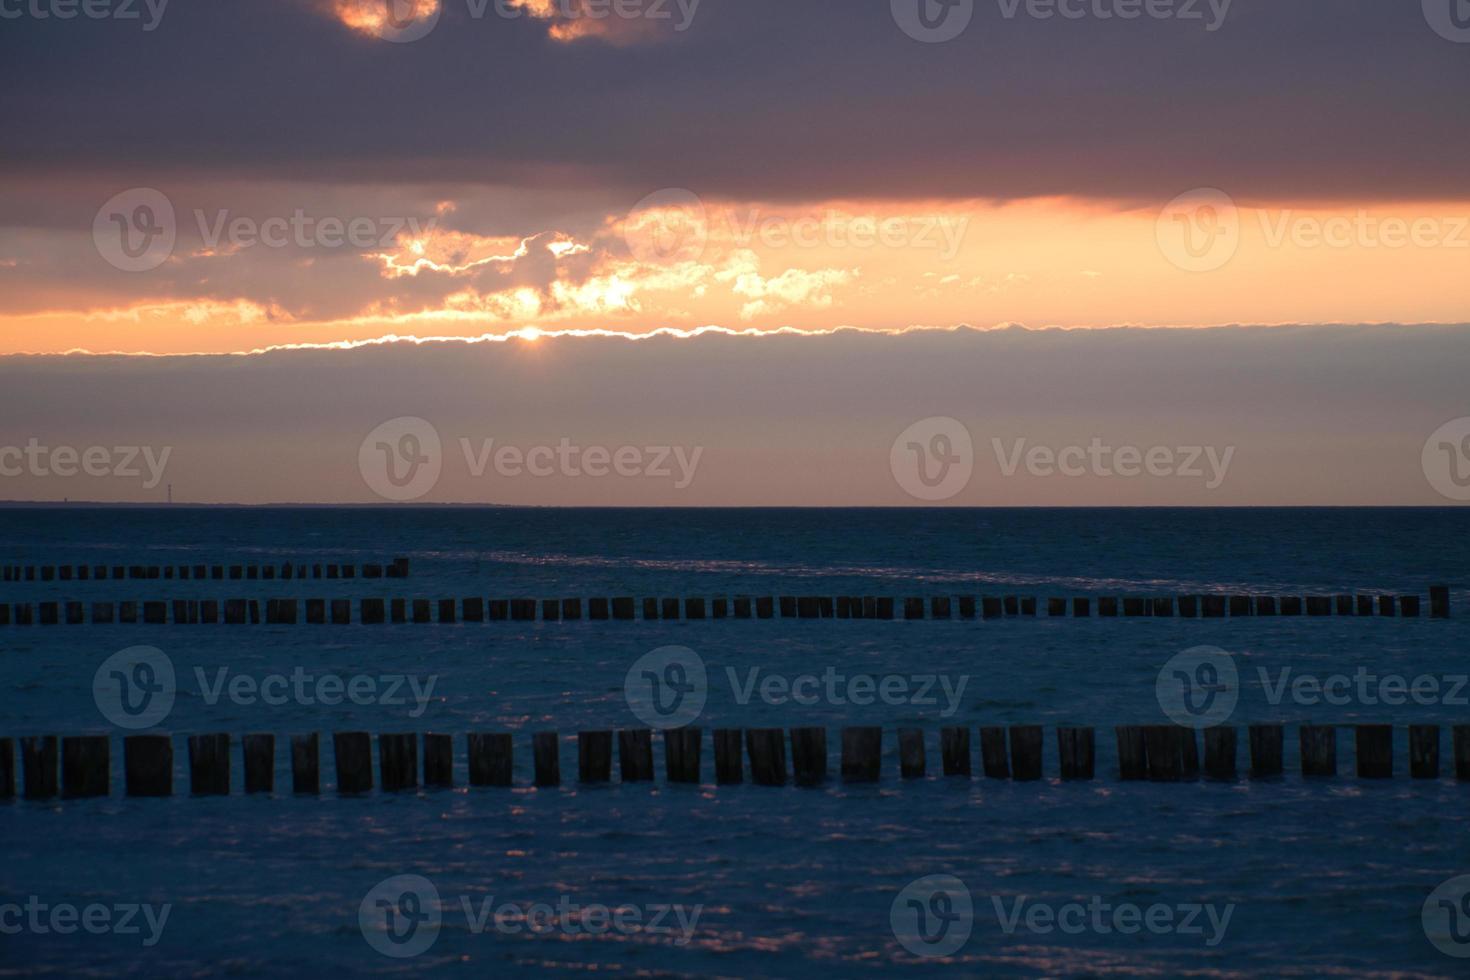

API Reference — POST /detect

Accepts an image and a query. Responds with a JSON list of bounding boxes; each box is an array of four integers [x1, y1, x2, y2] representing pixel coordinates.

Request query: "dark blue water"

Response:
[[2, 507, 1468, 976]]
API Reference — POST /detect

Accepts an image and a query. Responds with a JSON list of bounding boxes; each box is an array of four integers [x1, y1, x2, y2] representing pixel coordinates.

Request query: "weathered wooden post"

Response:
[[1178, 596, 1199, 618], [533, 732, 561, 787], [799, 597, 821, 619], [22, 736, 59, 799], [1123, 597, 1147, 616], [542, 599, 560, 622], [745, 729, 787, 786], [410, 599, 431, 624], [756, 597, 775, 619], [331, 599, 351, 625], [931, 596, 951, 619], [424, 733, 453, 787], [1254, 596, 1276, 616], [1377, 595, 1395, 617], [664, 728, 702, 783], [1454, 726, 1470, 780], [488, 599, 508, 621], [714, 729, 743, 784], [957, 596, 976, 619], [379, 734, 418, 791], [685, 597, 709, 619], [1400, 595, 1421, 617], [467, 733, 513, 786], [1334, 594, 1353, 616], [1355, 595, 1373, 616], [1203, 727, 1237, 780], [979, 726, 1009, 778], [304, 599, 325, 624], [904, 598, 925, 620], [1073, 597, 1090, 617], [940, 726, 971, 776], [66, 602, 84, 625], [790, 727, 827, 786], [561, 598, 582, 621], [1047, 597, 1066, 616], [590, 598, 610, 620], [1431, 585, 1451, 619], [1300, 725, 1336, 777], [712, 598, 728, 619], [360, 598, 385, 625], [642, 597, 660, 620], [1248, 724, 1284, 777], [242, 734, 274, 793], [1306, 596, 1331, 616], [898, 728, 926, 778], [143, 601, 166, 625], [1152, 597, 1175, 617], [1098, 597, 1118, 617], [1410, 725, 1440, 779], [1279, 596, 1302, 616], [1009, 725, 1043, 781], [291, 734, 319, 794], [578, 731, 613, 782], [62, 736, 110, 798], [840, 726, 881, 782], [91, 602, 114, 625], [618, 729, 655, 782], [333, 732, 372, 794], [439, 599, 457, 623], [1355, 725, 1393, 778], [733, 597, 752, 618], [1229, 596, 1252, 617], [125, 734, 173, 796], [188, 734, 231, 795], [875, 597, 895, 620], [1144, 726, 1183, 781], [777, 597, 796, 618], [1057, 727, 1094, 780], [1006, 596, 1023, 616], [657, 597, 679, 620], [0, 738, 12, 799], [459, 598, 483, 623]]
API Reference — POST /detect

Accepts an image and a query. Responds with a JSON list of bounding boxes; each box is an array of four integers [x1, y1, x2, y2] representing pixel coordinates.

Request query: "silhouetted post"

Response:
[[1377, 595, 1396, 616], [1057, 727, 1094, 780], [1099, 597, 1118, 617], [488, 600, 508, 621], [898, 728, 926, 778], [62, 736, 109, 798], [1355, 725, 1393, 778], [1410, 725, 1440, 779], [1230, 596, 1252, 617], [982, 597, 1003, 619], [1335, 595, 1354, 616], [665, 728, 702, 783], [931, 596, 951, 619], [0, 738, 12, 799], [291, 734, 319, 794], [424, 733, 453, 788], [798, 597, 823, 619], [940, 726, 971, 776], [790, 727, 827, 786], [189, 734, 231, 795], [468, 733, 513, 786], [304, 599, 324, 624], [22, 736, 59, 799], [1048, 598, 1066, 616], [980, 726, 1009, 778], [379, 734, 418, 792], [331, 599, 351, 625], [1005, 596, 1021, 616], [243, 734, 274, 793], [458, 598, 482, 623], [1009, 725, 1043, 781], [333, 732, 372, 794], [1248, 724, 1284, 777], [511, 599, 536, 621], [1400, 595, 1421, 617], [533, 732, 561, 787], [1355, 595, 1373, 616], [1178, 596, 1198, 618], [1144, 725, 1184, 781], [619, 729, 655, 782], [840, 726, 881, 782], [144, 601, 166, 625], [1123, 598, 1146, 616], [439, 599, 457, 624], [1280, 596, 1303, 616], [712, 598, 729, 618], [904, 598, 924, 620], [590, 598, 610, 620], [682, 597, 706, 620], [15, 603, 34, 625], [1306, 596, 1331, 616], [714, 729, 743, 784], [746, 729, 787, 786], [362, 598, 386, 625], [125, 735, 173, 796], [91, 602, 114, 625], [542, 599, 560, 622], [757, 597, 775, 619], [642, 598, 659, 620], [1454, 726, 1470, 780], [562, 598, 582, 621], [66, 602, 84, 625], [958, 596, 977, 619], [1431, 585, 1451, 619], [578, 732, 613, 783], [1300, 725, 1336, 777], [1256, 596, 1277, 616], [778, 596, 796, 618], [733, 597, 752, 618], [1203, 727, 1237, 780], [1073, 598, 1090, 617], [875, 597, 895, 620], [658, 597, 679, 620]]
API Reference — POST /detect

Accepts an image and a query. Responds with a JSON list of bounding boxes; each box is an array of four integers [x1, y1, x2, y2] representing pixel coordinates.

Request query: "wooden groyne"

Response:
[[0, 558, 409, 583], [3, 723, 1466, 799], [0, 586, 1450, 626]]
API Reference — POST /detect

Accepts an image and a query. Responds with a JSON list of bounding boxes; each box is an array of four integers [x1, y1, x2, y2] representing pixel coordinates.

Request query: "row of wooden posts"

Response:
[[4, 723, 1467, 799], [0, 558, 409, 583], [0, 587, 1451, 626]]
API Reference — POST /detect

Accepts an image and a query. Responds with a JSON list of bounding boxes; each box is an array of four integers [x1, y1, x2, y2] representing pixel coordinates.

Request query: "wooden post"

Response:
[[608, 597, 634, 620], [562, 598, 582, 621], [1097, 597, 1118, 617], [1178, 595, 1198, 617], [331, 599, 352, 625], [931, 596, 951, 619], [958, 596, 977, 619], [875, 597, 895, 620], [1355, 725, 1393, 778], [1249, 724, 1284, 777], [643, 597, 660, 620], [790, 727, 828, 786], [714, 729, 743, 784], [90, 602, 114, 625], [61, 736, 110, 798], [746, 729, 787, 786], [1123, 597, 1146, 616], [1255, 596, 1276, 616], [1009, 725, 1043, 780], [542, 599, 561, 622], [333, 732, 373, 794], [1203, 727, 1237, 780], [1377, 595, 1396, 617], [1280, 596, 1303, 616], [0, 738, 11, 800], [1300, 725, 1336, 777], [1400, 595, 1421, 617], [124, 735, 173, 796], [1229, 596, 1252, 617], [578, 731, 613, 782], [840, 726, 881, 782], [224, 599, 246, 625], [618, 729, 655, 782], [439, 599, 457, 623], [424, 733, 453, 787], [1005, 596, 1021, 616], [733, 597, 752, 618], [712, 598, 728, 619], [898, 728, 926, 778], [305, 599, 325, 624], [468, 733, 513, 786], [1073, 597, 1090, 617], [979, 726, 1009, 778], [22, 736, 59, 799], [1306, 596, 1331, 616], [144, 601, 166, 625], [188, 734, 231, 795], [982, 597, 1003, 619], [1410, 725, 1440, 779], [798, 597, 821, 618], [488, 599, 508, 621], [1431, 585, 1450, 618], [1335, 595, 1354, 616], [379, 734, 418, 791], [1144, 725, 1183, 781], [940, 726, 971, 776], [66, 602, 84, 625], [1457, 726, 1470, 780], [904, 598, 925, 620], [242, 734, 274, 793], [291, 734, 319, 794], [756, 596, 775, 618], [664, 728, 702, 783], [362, 598, 386, 625], [1048, 598, 1066, 616], [533, 732, 561, 787], [1057, 727, 1094, 779], [590, 598, 610, 620]]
